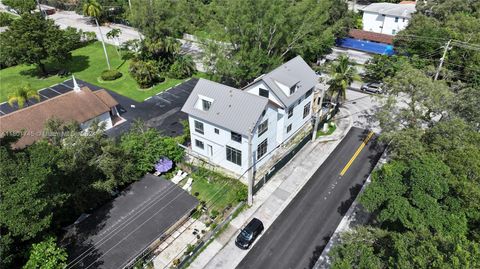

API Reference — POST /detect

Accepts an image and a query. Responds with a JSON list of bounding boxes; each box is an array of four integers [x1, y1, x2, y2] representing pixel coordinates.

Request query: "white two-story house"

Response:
[[361, 3, 416, 35], [181, 56, 317, 177], [243, 56, 317, 144]]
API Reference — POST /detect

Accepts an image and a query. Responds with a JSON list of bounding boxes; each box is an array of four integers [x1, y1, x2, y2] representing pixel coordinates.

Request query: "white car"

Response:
[[361, 82, 384, 94]]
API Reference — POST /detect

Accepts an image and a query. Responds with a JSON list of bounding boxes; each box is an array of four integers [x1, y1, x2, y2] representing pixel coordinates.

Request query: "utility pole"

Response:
[[434, 39, 452, 81], [311, 86, 327, 142], [247, 128, 254, 206]]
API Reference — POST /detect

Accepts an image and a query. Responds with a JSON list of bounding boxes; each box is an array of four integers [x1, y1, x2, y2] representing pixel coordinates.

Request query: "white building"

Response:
[[181, 56, 318, 176], [361, 3, 416, 35]]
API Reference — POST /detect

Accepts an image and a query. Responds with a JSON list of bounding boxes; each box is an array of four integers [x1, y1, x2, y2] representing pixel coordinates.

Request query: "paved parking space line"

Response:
[[156, 96, 172, 104], [0, 110, 5, 115], [144, 97, 152, 101], [49, 87, 62, 94], [163, 92, 179, 98]]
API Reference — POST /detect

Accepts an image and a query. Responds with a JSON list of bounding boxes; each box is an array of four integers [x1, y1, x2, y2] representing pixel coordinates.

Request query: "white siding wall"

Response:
[[282, 94, 313, 142], [189, 104, 279, 176], [80, 111, 113, 131], [362, 11, 409, 35]]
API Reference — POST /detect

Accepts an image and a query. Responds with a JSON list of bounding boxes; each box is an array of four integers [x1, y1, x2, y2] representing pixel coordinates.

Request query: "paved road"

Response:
[[237, 127, 385, 269]]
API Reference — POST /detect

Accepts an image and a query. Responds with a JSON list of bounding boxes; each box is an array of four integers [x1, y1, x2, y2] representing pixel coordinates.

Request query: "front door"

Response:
[[208, 145, 213, 157]]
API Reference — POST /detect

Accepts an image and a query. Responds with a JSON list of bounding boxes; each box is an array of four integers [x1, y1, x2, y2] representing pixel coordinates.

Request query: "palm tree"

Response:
[[327, 55, 358, 106], [106, 28, 122, 56], [8, 85, 40, 108], [83, 0, 111, 70]]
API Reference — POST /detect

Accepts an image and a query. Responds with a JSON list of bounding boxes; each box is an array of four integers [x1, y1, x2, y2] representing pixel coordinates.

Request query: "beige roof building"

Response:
[[0, 86, 118, 148]]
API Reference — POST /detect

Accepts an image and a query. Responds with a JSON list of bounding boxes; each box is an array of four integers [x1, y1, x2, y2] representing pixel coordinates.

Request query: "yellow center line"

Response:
[[339, 131, 374, 176]]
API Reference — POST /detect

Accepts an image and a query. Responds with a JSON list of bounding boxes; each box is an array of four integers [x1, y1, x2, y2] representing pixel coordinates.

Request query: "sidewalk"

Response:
[[188, 108, 352, 269]]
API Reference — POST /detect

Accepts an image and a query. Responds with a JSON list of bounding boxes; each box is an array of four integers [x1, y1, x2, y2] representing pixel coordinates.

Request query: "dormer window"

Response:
[[259, 88, 269, 98], [202, 99, 211, 111], [290, 85, 297, 95], [196, 95, 214, 111]]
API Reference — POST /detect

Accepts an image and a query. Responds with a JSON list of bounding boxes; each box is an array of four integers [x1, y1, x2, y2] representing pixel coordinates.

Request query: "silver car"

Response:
[[361, 82, 384, 94]]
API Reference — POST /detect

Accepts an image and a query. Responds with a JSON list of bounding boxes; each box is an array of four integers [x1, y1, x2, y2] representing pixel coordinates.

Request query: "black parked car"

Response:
[[235, 218, 264, 249]]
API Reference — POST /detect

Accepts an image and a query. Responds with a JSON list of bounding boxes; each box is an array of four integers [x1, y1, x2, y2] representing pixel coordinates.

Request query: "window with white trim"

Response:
[[202, 99, 212, 111], [257, 139, 268, 159], [194, 120, 204, 134], [226, 146, 242, 166], [303, 102, 311, 118], [259, 88, 269, 98], [287, 124, 292, 133], [231, 131, 242, 143], [288, 106, 294, 118], [258, 120, 268, 136], [195, 139, 204, 149]]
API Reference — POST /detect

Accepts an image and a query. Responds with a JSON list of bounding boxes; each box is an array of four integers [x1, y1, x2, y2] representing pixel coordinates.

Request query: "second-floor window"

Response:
[[287, 124, 292, 133], [288, 106, 294, 118], [194, 120, 204, 134], [257, 139, 268, 159], [231, 131, 242, 143], [395, 17, 399, 22], [258, 120, 268, 136], [259, 88, 269, 98], [303, 102, 311, 118], [202, 99, 212, 111]]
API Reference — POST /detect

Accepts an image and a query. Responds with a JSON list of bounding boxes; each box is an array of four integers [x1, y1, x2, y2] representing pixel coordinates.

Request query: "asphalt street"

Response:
[[237, 127, 385, 269]]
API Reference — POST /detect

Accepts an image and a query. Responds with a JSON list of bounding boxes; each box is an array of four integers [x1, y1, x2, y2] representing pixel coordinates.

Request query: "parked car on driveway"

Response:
[[361, 82, 384, 94], [235, 218, 264, 249]]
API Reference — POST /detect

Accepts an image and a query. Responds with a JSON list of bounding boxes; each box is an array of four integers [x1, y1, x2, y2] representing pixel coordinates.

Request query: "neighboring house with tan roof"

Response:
[[181, 56, 319, 177], [0, 78, 119, 149]]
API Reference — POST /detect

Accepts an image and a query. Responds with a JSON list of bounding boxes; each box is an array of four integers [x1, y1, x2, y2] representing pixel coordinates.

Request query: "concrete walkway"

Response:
[[188, 108, 352, 269]]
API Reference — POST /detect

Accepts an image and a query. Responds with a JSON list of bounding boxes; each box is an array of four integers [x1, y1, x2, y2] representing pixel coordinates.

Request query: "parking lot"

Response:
[[106, 78, 199, 137]]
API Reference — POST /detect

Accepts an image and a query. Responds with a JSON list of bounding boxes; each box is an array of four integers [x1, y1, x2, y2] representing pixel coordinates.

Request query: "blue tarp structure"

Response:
[[337, 38, 395, 56]]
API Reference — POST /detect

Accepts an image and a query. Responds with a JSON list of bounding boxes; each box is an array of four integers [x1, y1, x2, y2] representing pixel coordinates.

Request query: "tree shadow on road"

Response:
[[306, 235, 331, 269]]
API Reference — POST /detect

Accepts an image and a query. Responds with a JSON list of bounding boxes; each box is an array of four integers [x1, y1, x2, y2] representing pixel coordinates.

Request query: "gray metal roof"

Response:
[[248, 56, 318, 108], [361, 3, 416, 18], [181, 79, 268, 136]]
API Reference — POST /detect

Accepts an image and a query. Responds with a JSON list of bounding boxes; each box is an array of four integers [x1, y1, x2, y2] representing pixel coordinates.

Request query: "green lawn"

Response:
[[189, 168, 247, 212], [0, 42, 203, 102], [317, 123, 337, 137]]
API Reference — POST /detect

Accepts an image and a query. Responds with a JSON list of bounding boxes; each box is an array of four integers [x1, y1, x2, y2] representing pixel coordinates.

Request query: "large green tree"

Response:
[[0, 14, 80, 75], [374, 64, 452, 135], [3, 0, 36, 14], [200, 0, 348, 86], [23, 237, 68, 269]]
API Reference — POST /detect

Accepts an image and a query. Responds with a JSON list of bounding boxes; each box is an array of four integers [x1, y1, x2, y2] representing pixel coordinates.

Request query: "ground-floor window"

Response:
[[195, 139, 204, 149], [226, 146, 242, 166], [287, 124, 292, 133], [257, 139, 268, 159]]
